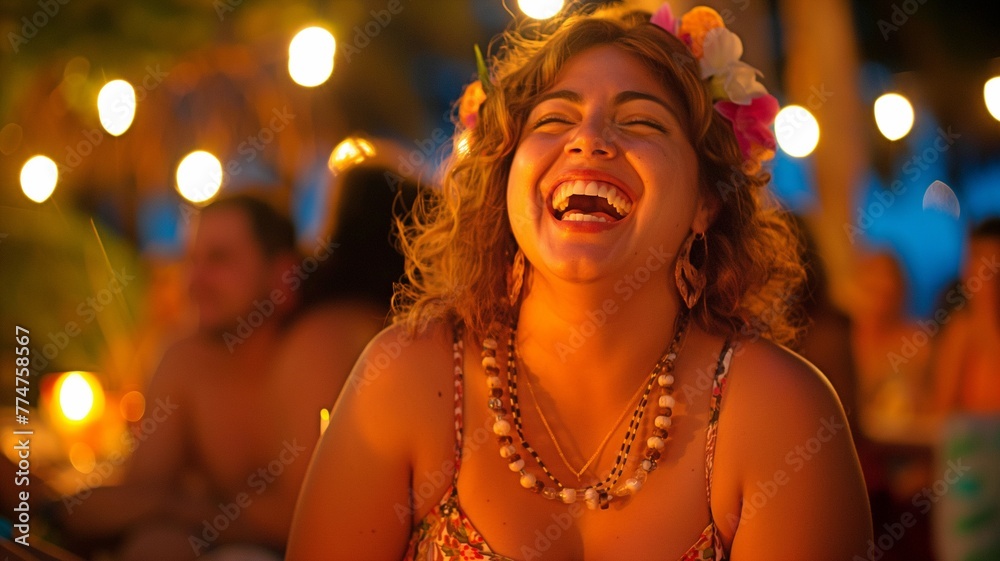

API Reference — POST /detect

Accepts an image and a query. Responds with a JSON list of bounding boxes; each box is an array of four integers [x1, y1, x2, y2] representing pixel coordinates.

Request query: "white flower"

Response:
[[699, 27, 743, 79], [712, 61, 768, 105]]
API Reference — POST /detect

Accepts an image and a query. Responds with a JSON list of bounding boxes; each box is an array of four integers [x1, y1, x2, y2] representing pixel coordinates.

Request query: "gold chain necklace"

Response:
[[519, 356, 652, 482]]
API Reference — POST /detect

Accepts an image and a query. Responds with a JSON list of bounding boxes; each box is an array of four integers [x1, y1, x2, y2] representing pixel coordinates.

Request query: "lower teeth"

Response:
[[562, 213, 608, 223]]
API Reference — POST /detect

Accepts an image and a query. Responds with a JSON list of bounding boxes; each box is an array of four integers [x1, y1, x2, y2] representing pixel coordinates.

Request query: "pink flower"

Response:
[[714, 94, 779, 162], [649, 3, 677, 34]]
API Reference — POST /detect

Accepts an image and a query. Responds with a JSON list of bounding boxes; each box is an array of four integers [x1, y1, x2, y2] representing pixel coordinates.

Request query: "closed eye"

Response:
[[620, 119, 667, 132], [531, 115, 575, 130]]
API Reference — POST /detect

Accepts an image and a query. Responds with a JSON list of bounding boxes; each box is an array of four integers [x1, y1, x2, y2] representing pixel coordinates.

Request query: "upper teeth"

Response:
[[551, 180, 632, 217]]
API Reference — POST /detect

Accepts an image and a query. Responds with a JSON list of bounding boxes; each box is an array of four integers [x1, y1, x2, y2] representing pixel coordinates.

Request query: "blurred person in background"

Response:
[[53, 194, 300, 561], [851, 251, 935, 440], [931, 217, 1000, 561], [262, 162, 422, 536]]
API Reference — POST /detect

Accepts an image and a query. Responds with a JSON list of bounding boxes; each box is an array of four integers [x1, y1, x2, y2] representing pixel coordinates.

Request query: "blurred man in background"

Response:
[[57, 194, 305, 561]]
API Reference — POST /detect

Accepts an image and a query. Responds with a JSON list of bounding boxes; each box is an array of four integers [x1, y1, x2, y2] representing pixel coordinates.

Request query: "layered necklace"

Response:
[[481, 310, 689, 510]]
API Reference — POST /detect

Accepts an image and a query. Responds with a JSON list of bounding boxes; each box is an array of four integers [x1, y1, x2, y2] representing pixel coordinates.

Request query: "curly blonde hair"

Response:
[[393, 5, 806, 345]]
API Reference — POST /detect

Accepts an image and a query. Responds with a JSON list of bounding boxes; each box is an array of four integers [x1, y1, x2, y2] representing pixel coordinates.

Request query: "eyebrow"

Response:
[[534, 89, 680, 120]]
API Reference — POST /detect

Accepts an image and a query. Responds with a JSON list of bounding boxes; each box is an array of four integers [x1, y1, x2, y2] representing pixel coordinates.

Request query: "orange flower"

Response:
[[678, 7, 725, 58], [459, 80, 487, 129]]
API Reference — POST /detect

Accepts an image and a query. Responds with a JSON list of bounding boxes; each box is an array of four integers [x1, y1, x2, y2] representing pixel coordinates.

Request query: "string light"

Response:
[[97, 79, 137, 136], [984, 76, 1000, 122], [176, 150, 223, 204], [518, 0, 564, 20], [874, 93, 914, 141], [775, 105, 820, 158], [20, 155, 58, 203], [289, 27, 336, 87]]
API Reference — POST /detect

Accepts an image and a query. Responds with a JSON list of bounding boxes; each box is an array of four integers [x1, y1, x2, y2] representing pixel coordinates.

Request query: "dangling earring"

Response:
[[675, 231, 707, 309], [507, 246, 527, 307]]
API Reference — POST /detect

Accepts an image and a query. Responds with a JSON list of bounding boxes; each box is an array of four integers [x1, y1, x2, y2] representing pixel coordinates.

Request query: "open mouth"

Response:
[[551, 180, 633, 223]]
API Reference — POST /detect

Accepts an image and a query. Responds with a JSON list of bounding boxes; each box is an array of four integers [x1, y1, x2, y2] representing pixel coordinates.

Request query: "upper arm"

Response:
[[286, 323, 449, 560], [722, 342, 872, 559], [122, 345, 189, 486]]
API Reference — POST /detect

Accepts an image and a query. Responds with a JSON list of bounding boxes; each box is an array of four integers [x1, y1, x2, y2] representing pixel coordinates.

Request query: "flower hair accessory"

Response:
[[458, 45, 491, 130], [651, 3, 779, 163]]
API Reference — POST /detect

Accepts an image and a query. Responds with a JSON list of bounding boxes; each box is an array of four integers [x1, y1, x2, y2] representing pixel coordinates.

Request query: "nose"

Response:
[[565, 120, 617, 159]]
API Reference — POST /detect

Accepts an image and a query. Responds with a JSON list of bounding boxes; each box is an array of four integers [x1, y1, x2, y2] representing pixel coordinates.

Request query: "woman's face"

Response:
[[506, 44, 713, 285]]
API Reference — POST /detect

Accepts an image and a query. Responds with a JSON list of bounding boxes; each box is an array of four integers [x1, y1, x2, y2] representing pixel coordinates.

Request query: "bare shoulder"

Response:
[[338, 320, 457, 427], [723, 336, 847, 439], [715, 336, 872, 556]]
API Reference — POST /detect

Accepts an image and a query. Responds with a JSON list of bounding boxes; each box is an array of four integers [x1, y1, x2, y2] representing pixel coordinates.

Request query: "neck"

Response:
[[515, 269, 683, 399]]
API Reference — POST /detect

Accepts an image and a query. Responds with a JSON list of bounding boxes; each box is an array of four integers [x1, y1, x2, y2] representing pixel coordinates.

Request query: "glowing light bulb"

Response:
[[289, 27, 336, 87], [984, 76, 1000, 122], [775, 105, 820, 158], [59, 372, 97, 422], [20, 155, 58, 203], [97, 79, 137, 136], [518, 0, 564, 19], [874, 93, 914, 141], [328, 137, 376, 172], [176, 151, 223, 204]]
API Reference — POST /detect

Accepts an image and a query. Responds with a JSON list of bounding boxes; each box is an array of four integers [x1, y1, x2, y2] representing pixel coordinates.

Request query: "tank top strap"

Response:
[[704, 338, 735, 505], [450, 322, 466, 483]]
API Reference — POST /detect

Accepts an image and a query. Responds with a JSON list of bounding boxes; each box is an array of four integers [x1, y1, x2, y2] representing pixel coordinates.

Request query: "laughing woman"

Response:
[[288, 3, 872, 559]]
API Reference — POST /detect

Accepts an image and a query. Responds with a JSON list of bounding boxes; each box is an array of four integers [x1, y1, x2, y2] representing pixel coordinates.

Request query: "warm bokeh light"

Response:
[[119, 390, 146, 422], [874, 93, 914, 141], [20, 155, 59, 203], [176, 150, 223, 203], [518, 0, 564, 19], [69, 442, 97, 474], [320, 408, 330, 435], [329, 136, 376, 172], [289, 27, 336, 87], [455, 130, 472, 158], [97, 79, 137, 136], [56, 372, 104, 423], [985, 76, 1000, 122], [775, 105, 820, 158]]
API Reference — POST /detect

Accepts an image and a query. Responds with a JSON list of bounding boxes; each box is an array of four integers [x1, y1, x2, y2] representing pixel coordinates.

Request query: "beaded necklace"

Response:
[[482, 311, 689, 510]]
